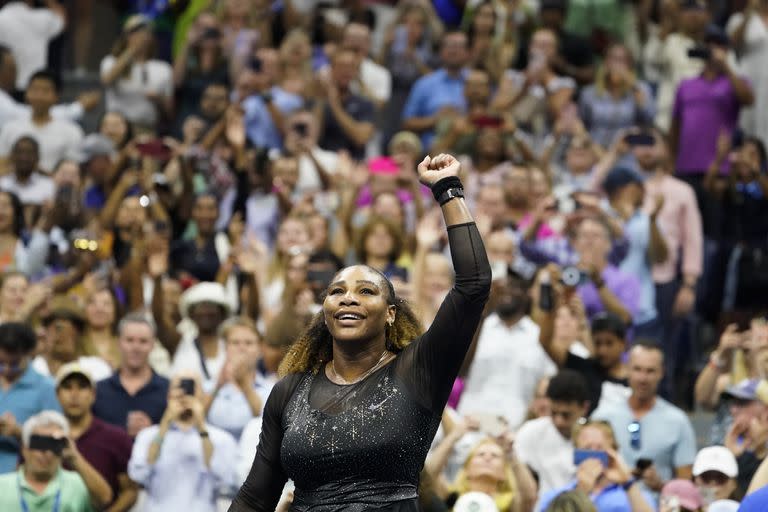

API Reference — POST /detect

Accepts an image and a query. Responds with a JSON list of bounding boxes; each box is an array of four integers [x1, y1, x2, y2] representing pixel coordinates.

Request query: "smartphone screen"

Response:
[[573, 449, 609, 467], [180, 378, 196, 395]]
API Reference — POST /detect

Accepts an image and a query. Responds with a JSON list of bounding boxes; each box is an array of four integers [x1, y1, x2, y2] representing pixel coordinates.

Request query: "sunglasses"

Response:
[[628, 420, 641, 450]]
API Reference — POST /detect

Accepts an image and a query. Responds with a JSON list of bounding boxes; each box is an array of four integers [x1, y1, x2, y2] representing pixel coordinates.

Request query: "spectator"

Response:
[[171, 282, 232, 385], [316, 48, 375, 160], [515, 370, 591, 497], [534, 0, 596, 85], [544, 489, 597, 511], [280, 109, 339, 195], [0, 136, 54, 210], [0, 410, 113, 511], [458, 270, 556, 429], [92, 313, 170, 436], [31, 298, 112, 382], [100, 15, 173, 132], [722, 379, 768, 493], [0, 70, 84, 173], [0, 45, 98, 129], [603, 166, 666, 338], [128, 373, 238, 512], [537, 282, 630, 414], [593, 342, 697, 492], [0, 0, 65, 90], [660, 479, 704, 511], [55, 362, 137, 511], [354, 216, 408, 281], [538, 420, 655, 512], [727, 0, 768, 147], [204, 317, 268, 440], [692, 446, 739, 506], [340, 22, 392, 108], [402, 31, 469, 149], [0, 322, 60, 473], [578, 44, 655, 148], [671, 24, 753, 188]]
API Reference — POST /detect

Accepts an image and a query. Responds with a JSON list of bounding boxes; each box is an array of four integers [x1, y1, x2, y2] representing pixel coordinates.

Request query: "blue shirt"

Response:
[[617, 211, 658, 325], [538, 481, 655, 512], [401, 68, 467, 149], [739, 484, 768, 511], [243, 86, 303, 150], [92, 372, 169, 432], [0, 367, 60, 472], [592, 396, 697, 483]]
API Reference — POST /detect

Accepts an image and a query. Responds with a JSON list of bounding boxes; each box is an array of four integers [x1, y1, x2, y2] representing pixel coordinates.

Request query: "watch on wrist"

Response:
[[621, 477, 638, 491], [437, 187, 464, 206]]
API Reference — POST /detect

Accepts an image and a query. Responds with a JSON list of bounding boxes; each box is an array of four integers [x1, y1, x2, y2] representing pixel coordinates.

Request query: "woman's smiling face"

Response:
[[323, 266, 396, 344]]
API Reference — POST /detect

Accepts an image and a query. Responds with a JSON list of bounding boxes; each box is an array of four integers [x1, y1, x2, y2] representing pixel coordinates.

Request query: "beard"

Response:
[[496, 297, 528, 319]]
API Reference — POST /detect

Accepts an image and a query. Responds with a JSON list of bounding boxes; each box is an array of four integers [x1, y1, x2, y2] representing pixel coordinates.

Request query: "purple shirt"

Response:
[[673, 74, 743, 174], [72, 417, 133, 502], [578, 265, 640, 321]]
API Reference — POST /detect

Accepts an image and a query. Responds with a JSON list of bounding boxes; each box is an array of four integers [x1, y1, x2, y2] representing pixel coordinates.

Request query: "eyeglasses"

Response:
[[628, 420, 641, 450]]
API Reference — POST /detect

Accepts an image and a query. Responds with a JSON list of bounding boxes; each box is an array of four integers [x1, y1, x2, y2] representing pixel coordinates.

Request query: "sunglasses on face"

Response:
[[628, 420, 641, 450]]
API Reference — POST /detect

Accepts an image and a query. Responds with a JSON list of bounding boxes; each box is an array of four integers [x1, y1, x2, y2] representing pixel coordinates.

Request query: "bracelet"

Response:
[[709, 353, 725, 371], [199, 431, 209, 438], [431, 176, 463, 203]]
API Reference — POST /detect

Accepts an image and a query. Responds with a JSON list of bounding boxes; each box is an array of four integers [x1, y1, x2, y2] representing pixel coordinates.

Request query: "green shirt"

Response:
[[0, 468, 93, 512]]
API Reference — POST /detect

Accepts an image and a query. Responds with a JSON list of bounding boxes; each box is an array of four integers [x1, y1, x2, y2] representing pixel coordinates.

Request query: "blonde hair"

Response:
[[595, 43, 636, 98], [452, 438, 517, 509], [572, 420, 619, 450], [545, 490, 597, 512], [219, 316, 261, 342]]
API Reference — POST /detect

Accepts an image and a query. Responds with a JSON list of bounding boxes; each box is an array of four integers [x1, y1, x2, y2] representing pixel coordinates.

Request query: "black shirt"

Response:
[[230, 222, 491, 512], [565, 352, 628, 415], [170, 237, 221, 283], [92, 371, 170, 430], [319, 93, 375, 161]]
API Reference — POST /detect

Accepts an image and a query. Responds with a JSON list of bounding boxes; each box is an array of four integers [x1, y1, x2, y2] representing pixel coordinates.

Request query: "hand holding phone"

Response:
[[574, 449, 609, 467], [180, 378, 196, 395]]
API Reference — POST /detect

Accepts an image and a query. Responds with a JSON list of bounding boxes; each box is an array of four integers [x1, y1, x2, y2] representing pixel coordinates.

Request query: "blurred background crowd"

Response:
[[0, 0, 768, 511]]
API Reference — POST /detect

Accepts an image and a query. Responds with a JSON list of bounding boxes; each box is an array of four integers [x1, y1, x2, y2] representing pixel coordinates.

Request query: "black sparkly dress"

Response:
[[230, 222, 491, 511]]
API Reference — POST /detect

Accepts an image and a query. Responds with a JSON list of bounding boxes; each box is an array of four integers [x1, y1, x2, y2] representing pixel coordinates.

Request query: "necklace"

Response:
[[329, 350, 391, 385]]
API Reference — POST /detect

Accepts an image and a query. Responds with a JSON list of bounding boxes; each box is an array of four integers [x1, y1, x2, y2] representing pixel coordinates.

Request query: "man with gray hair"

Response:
[[0, 410, 113, 510], [93, 312, 170, 437]]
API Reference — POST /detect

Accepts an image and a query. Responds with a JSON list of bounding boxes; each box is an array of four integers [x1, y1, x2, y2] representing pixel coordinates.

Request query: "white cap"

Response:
[[453, 492, 499, 512], [693, 446, 738, 478], [707, 500, 740, 512], [179, 282, 233, 318]]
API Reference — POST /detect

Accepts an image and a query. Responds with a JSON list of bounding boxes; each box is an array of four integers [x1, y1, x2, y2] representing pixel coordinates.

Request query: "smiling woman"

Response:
[[229, 154, 492, 512]]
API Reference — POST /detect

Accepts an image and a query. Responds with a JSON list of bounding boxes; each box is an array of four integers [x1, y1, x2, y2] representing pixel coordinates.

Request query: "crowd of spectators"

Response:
[[0, 0, 768, 511]]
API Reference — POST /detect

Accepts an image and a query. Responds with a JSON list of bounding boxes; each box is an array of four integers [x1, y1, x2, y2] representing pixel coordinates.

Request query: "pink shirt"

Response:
[[642, 173, 703, 284]]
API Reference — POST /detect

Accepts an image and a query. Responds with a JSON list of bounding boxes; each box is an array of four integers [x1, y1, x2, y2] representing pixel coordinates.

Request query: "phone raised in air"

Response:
[[573, 449, 609, 467]]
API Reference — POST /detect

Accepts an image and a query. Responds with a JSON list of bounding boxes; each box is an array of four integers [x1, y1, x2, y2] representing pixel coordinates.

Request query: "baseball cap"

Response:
[[661, 479, 703, 511], [452, 492, 500, 512], [75, 134, 115, 164], [602, 166, 646, 197], [55, 361, 95, 389], [693, 446, 738, 478], [722, 378, 768, 404]]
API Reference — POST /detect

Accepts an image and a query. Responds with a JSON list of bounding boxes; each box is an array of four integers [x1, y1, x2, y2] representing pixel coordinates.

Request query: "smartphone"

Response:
[[573, 449, 609, 467], [136, 139, 172, 160], [180, 378, 196, 395], [687, 46, 711, 60], [473, 414, 508, 437], [472, 115, 503, 128], [202, 27, 221, 40], [539, 271, 554, 312], [624, 133, 656, 146], [635, 458, 653, 472], [294, 122, 309, 137], [29, 434, 66, 455], [248, 56, 262, 72]]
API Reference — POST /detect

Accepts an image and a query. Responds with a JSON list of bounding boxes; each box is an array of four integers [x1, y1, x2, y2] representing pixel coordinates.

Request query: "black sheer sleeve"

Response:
[[228, 374, 304, 512], [398, 222, 491, 412]]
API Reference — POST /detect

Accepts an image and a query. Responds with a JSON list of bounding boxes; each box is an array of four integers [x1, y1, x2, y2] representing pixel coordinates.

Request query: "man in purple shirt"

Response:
[[572, 216, 640, 324], [671, 25, 753, 177]]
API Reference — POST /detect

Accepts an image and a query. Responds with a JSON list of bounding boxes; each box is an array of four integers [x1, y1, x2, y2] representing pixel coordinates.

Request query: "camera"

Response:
[[561, 267, 585, 288]]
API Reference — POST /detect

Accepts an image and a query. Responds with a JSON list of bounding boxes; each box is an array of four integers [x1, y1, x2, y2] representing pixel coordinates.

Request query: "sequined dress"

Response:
[[230, 222, 491, 511]]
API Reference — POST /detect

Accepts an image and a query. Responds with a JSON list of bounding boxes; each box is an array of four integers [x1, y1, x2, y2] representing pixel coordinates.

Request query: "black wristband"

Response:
[[431, 176, 463, 202], [437, 187, 465, 205]]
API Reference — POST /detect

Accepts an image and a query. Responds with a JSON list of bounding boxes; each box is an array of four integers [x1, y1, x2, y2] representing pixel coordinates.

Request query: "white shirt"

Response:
[[0, 172, 54, 205], [0, 117, 83, 172], [514, 416, 574, 497], [31, 355, 112, 382], [100, 57, 173, 127], [171, 335, 226, 388], [206, 375, 273, 441], [357, 59, 392, 104], [129, 423, 238, 512], [0, 2, 64, 89], [0, 89, 83, 129], [458, 315, 556, 428]]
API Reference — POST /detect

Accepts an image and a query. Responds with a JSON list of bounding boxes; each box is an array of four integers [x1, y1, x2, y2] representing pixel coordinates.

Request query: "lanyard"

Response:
[[193, 338, 210, 380], [18, 474, 61, 512]]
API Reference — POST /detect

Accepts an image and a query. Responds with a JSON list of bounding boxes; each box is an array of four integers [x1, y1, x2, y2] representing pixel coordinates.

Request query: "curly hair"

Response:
[[278, 266, 423, 376], [354, 216, 405, 265]]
